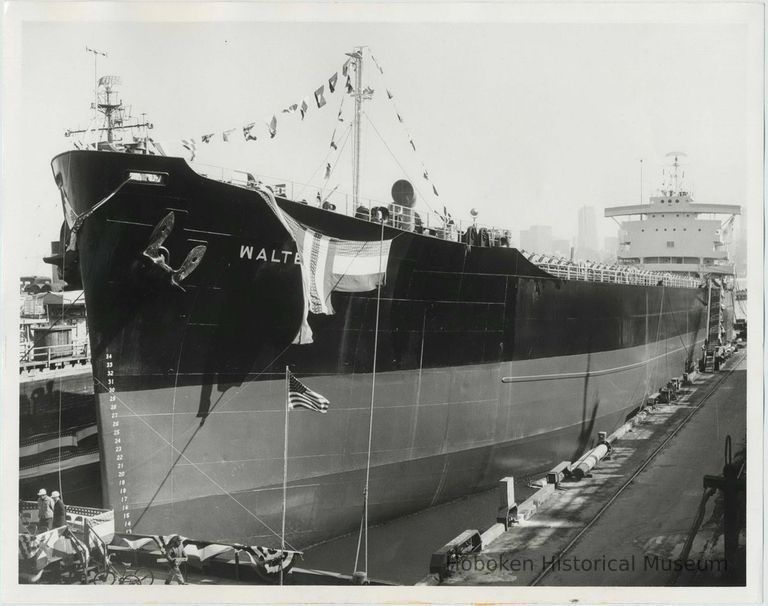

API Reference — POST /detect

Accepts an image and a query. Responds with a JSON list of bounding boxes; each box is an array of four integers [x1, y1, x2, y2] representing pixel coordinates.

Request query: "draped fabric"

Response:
[[254, 187, 392, 344]]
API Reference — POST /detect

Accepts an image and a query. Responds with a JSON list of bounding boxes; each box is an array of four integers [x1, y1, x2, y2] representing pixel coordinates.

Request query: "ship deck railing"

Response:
[[190, 162, 512, 244], [189, 163, 703, 290], [530, 258, 701, 288], [19, 338, 91, 372]]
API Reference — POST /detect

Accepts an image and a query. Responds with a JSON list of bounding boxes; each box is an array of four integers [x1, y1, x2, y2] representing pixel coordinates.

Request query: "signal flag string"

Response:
[[179, 53, 356, 158], [367, 55, 444, 210]]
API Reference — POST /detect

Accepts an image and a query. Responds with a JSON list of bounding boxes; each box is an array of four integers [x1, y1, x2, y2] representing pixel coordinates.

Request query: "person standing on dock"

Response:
[[36, 489, 53, 533], [163, 535, 188, 585], [51, 491, 67, 528]]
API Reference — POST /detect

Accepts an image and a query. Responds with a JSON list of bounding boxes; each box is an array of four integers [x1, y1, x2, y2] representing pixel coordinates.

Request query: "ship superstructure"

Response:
[[606, 153, 741, 278]]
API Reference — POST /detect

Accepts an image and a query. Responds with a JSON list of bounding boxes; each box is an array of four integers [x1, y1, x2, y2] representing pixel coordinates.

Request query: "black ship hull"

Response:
[[51, 150, 707, 548]]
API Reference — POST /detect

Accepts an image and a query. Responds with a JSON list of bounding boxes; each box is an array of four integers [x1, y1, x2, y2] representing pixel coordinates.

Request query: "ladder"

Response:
[[703, 279, 723, 372]]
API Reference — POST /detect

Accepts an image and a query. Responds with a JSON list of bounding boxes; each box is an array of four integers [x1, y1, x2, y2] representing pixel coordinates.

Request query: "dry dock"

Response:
[[426, 351, 746, 587]]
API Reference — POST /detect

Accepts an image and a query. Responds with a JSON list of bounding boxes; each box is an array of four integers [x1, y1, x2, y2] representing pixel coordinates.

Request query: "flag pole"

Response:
[[280, 365, 290, 586]]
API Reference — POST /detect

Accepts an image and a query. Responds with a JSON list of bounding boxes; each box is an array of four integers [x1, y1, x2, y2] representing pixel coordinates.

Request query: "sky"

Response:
[[4, 6, 759, 276]]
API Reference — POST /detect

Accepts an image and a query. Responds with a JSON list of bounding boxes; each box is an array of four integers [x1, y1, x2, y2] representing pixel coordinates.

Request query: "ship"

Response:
[[45, 49, 719, 553]]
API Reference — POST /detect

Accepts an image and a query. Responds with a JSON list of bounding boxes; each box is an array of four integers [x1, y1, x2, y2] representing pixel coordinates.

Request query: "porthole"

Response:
[[675, 199, 679, 203]]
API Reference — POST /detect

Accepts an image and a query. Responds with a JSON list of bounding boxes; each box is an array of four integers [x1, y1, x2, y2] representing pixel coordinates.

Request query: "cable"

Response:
[[92, 376, 300, 552], [352, 218, 386, 577], [362, 111, 439, 220], [296, 96, 353, 201]]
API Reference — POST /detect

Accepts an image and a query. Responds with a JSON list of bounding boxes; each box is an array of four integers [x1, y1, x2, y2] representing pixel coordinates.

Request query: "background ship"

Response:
[[44, 49, 727, 552]]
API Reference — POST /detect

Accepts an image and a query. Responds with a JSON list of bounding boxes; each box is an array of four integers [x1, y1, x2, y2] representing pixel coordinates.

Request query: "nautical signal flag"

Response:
[[201, 133, 214, 143], [288, 372, 330, 413], [328, 72, 338, 93], [267, 115, 277, 139], [315, 85, 326, 108], [300, 99, 309, 120], [243, 123, 257, 141], [181, 138, 196, 160]]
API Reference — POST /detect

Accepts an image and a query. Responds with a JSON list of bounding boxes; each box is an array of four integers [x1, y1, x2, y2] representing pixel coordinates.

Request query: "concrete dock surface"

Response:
[[441, 353, 746, 586]]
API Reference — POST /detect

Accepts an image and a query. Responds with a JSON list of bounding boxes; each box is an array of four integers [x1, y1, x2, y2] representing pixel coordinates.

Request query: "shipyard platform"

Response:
[[423, 350, 747, 587]]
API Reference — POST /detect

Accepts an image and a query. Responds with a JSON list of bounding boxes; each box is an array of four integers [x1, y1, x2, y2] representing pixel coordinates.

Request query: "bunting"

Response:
[[314, 85, 326, 109], [371, 53, 384, 74], [324, 163, 331, 180], [372, 56, 444, 209], [253, 185, 392, 343], [177, 51, 356, 149], [105, 534, 302, 578], [181, 138, 196, 160], [243, 123, 257, 141]]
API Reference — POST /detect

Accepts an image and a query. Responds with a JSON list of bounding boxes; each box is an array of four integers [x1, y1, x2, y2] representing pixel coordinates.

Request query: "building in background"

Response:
[[602, 236, 619, 262], [551, 238, 572, 258], [519, 225, 553, 254], [575, 205, 599, 261]]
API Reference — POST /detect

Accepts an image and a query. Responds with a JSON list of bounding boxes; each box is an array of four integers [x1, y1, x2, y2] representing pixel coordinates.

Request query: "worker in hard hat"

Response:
[[36, 489, 53, 533]]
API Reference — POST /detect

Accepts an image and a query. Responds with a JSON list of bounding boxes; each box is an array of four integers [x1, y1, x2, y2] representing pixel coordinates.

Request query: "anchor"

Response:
[[143, 211, 206, 291]]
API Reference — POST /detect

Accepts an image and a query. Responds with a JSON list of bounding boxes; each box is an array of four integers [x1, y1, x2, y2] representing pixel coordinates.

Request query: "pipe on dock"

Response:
[[571, 442, 611, 481]]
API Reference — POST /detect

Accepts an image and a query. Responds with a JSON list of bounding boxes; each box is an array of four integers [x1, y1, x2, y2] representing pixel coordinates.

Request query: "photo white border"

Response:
[[1, 2, 763, 604]]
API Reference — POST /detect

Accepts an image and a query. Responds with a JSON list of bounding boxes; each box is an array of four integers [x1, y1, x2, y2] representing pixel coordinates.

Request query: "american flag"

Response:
[[288, 372, 330, 413]]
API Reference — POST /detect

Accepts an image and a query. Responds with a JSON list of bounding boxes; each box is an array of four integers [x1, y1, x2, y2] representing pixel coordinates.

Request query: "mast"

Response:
[[85, 46, 107, 115], [65, 75, 153, 149], [351, 47, 364, 209]]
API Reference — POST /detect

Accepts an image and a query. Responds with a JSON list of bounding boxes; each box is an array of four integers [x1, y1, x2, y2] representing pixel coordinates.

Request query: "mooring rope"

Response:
[[92, 376, 300, 552], [352, 216, 386, 577]]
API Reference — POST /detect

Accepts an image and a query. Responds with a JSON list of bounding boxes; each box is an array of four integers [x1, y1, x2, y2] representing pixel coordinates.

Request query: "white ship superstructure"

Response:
[[605, 153, 740, 278]]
